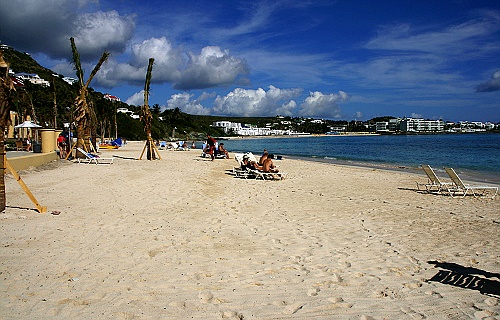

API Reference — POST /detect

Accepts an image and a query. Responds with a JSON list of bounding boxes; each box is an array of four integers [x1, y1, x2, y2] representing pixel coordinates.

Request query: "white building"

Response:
[[375, 122, 389, 132], [212, 120, 305, 136], [212, 121, 242, 134], [117, 108, 133, 114], [62, 77, 78, 85], [14, 73, 50, 87], [104, 93, 121, 102], [400, 118, 444, 133]]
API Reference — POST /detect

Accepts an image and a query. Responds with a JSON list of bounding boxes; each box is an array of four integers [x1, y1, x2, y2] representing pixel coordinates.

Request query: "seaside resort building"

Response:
[[212, 121, 301, 136], [399, 118, 445, 133], [373, 118, 445, 133]]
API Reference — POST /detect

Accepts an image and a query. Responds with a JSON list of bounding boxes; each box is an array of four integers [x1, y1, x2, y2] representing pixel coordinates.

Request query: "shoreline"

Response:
[[284, 155, 500, 187], [220, 135, 500, 186]]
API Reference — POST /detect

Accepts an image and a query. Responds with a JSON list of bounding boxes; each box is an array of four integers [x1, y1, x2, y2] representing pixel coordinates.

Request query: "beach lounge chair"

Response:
[[158, 141, 167, 150], [416, 164, 453, 194], [76, 147, 114, 165], [444, 167, 498, 199], [249, 168, 288, 180], [233, 152, 287, 180], [233, 153, 255, 178]]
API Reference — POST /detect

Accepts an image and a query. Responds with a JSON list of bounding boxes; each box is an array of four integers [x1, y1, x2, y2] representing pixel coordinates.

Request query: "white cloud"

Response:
[[213, 85, 302, 117], [95, 37, 183, 87], [96, 59, 144, 87], [166, 93, 212, 115], [276, 100, 297, 117], [410, 112, 422, 118], [365, 15, 500, 56], [353, 111, 363, 120], [174, 46, 250, 90], [0, 1, 135, 61], [299, 91, 349, 118], [73, 11, 135, 58], [476, 70, 500, 92], [93, 39, 249, 90], [125, 90, 145, 106]]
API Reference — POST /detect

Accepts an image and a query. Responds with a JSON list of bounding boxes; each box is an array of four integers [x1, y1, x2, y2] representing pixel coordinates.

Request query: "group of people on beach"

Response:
[[242, 150, 280, 174], [203, 135, 229, 161], [203, 135, 279, 174]]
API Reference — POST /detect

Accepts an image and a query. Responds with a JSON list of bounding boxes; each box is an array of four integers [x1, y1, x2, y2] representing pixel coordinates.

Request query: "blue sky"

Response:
[[1, 0, 500, 122]]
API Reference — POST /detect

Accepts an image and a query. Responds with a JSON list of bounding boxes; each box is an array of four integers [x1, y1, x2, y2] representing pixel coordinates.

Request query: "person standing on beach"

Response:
[[25, 137, 32, 152], [207, 135, 216, 161], [57, 133, 66, 159]]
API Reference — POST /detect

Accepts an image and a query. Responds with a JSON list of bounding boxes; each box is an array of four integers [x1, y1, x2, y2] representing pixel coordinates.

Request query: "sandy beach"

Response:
[[1, 141, 499, 319]]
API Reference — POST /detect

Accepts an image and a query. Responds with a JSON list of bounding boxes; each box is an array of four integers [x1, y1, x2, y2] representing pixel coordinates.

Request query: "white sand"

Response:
[[1, 141, 499, 319]]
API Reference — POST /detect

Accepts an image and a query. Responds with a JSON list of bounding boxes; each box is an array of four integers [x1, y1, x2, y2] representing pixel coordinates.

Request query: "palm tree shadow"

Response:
[[427, 261, 500, 297]]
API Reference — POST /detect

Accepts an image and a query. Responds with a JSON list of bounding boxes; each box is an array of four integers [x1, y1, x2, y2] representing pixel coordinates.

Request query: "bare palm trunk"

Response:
[[141, 58, 155, 160], [0, 50, 15, 211], [52, 78, 57, 128]]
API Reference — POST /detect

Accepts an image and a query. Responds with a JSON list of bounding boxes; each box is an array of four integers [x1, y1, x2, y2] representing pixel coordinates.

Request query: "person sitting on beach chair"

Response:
[[259, 151, 268, 165], [218, 143, 230, 159], [242, 154, 262, 171], [262, 154, 279, 173]]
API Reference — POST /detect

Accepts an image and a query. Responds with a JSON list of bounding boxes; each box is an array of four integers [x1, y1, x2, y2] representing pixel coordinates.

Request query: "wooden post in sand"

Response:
[[4, 158, 47, 213], [139, 138, 161, 160], [138, 58, 161, 160]]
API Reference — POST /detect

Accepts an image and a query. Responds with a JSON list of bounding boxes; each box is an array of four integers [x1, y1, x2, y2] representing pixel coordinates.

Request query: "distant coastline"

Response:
[[223, 132, 380, 140]]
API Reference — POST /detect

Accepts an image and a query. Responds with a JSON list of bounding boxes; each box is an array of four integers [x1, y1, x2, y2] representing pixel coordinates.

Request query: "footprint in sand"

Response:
[[484, 297, 499, 306], [424, 290, 443, 298], [307, 288, 320, 296], [283, 302, 304, 314], [221, 311, 244, 319], [198, 291, 213, 303], [326, 297, 353, 309], [168, 301, 186, 309], [400, 306, 425, 319]]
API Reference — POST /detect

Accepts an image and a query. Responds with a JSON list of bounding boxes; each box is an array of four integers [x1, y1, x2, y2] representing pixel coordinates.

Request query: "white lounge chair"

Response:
[[76, 147, 114, 165], [444, 167, 498, 199], [417, 164, 453, 194], [249, 168, 287, 180], [233, 152, 287, 180], [233, 153, 256, 178]]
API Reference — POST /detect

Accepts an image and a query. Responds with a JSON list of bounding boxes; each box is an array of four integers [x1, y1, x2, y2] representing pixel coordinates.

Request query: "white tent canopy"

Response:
[[14, 121, 42, 140], [14, 121, 42, 128]]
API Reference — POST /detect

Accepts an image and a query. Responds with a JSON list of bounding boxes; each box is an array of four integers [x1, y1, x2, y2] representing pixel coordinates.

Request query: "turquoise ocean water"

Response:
[[220, 133, 500, 185]]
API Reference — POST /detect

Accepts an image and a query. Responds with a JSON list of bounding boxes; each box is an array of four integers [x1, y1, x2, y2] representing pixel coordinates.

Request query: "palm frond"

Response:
[[84, 51, 110, 89], [70, 37, 84, 87]]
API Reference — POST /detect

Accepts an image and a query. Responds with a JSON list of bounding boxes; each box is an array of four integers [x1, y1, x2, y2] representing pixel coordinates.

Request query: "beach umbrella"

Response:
[[14, 121, 42, 128], [14, 121, 42, 140]]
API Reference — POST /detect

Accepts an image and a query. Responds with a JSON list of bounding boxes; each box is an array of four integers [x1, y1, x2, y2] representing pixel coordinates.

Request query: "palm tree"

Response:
[[70, 37, 109, 157], [139, 58, 161, 160], [0, 50, 15, 211]]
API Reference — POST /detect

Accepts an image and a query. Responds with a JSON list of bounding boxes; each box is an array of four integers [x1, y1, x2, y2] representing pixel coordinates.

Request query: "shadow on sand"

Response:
[[427, 261, 500, 297]]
